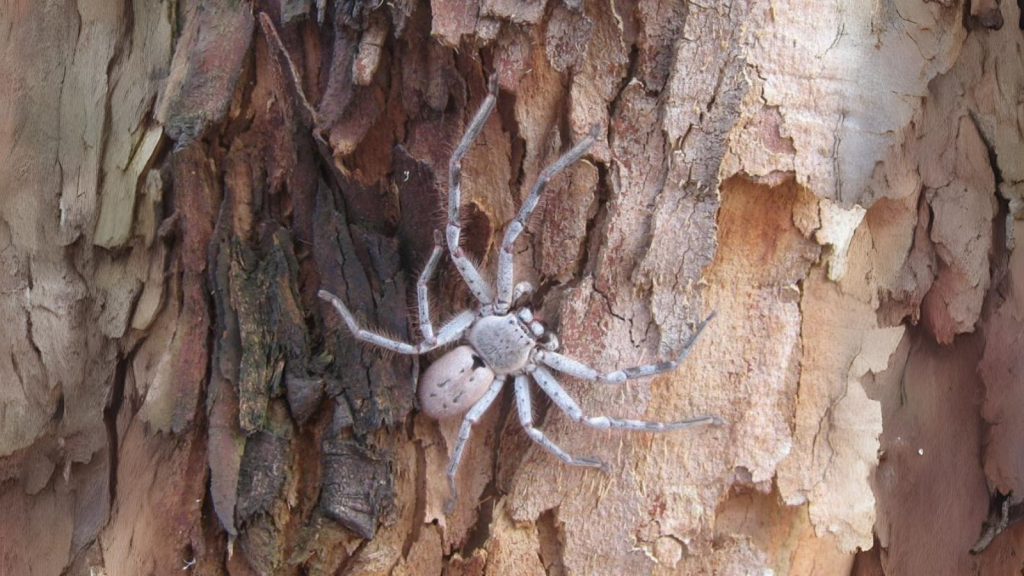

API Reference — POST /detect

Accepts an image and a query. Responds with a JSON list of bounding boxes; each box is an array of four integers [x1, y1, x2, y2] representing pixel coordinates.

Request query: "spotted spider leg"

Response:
[[513, 374, 608, 469], [531, 366, 719, 431], [318, 290, 475, 355], [494, 125, 602, 314], [446, 75, 499, 307], [416, 231, 445, 344], [445, 375, 507, 514], [537, 311, 719, 388]]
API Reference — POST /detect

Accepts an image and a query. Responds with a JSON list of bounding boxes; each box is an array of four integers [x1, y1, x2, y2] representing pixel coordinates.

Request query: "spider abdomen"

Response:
[[419, 345, 496, 419], [467, 314, 534, 374]]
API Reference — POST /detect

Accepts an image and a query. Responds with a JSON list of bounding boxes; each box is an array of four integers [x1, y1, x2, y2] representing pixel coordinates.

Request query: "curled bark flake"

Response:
[[319, 437, 393, 539], [236, 428, 291, 524]]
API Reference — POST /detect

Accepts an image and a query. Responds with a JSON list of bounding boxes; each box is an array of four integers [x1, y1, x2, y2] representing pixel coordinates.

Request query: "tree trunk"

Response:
[[2, 0, 1022, 574]]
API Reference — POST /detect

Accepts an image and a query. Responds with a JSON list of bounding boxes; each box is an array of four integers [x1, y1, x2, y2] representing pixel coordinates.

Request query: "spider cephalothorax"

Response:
[[319, 76, 721, 513]]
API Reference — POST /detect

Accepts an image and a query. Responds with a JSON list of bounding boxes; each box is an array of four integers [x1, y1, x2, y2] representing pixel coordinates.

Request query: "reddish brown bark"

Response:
[[1, 0, 1023, 575]]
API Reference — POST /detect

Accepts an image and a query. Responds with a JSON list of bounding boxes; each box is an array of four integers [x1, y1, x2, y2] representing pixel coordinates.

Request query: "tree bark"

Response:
[[1, 0, 1022, 574]]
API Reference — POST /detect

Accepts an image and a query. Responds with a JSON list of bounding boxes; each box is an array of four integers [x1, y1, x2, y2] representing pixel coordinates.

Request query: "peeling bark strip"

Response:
[[158, 0, 255, 147], [2, 0, 1024, 574], [230, 229, 311, 433], [169, 143, 219, 433]]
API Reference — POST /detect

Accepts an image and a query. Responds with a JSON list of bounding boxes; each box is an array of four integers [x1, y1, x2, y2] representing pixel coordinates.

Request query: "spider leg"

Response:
[[319, 290, 475, 354], [532, 366, 721, 430], [416, 231, 445, 343], [495, 126, 601, 313], [432, 310, 477, 346], [538, 311, 717, 383], [514, 375, 607, 471], [447, 75, 498, 306], [445, 376, 507, 514]]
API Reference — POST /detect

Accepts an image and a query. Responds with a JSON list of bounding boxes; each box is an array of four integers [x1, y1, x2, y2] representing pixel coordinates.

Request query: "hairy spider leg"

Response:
[[537, 311, 718, 384], [495, 125, 602, 314], [416, 231, 445, 343], [446, 75, 499, 306], [531, 367, 720, 431], [318, 290, 475, 354], [514, 374, 608, 470], [445, 375, 507, 514]]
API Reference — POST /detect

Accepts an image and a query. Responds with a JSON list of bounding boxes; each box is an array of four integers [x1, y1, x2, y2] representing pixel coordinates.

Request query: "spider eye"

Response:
[[471, 355, 486, 370]]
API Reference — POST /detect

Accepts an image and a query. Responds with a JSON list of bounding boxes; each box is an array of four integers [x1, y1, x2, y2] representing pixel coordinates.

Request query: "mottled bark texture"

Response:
[[1, 0, 1022, 574]]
